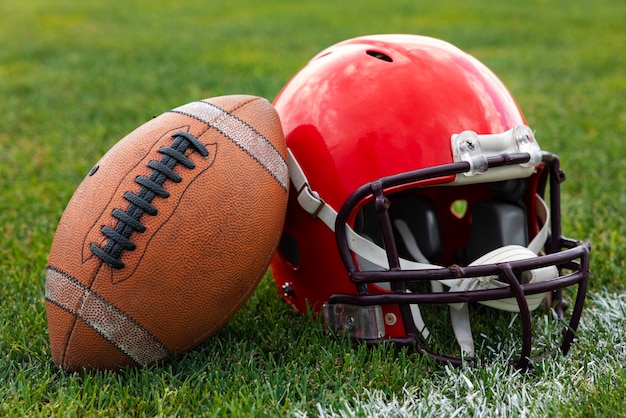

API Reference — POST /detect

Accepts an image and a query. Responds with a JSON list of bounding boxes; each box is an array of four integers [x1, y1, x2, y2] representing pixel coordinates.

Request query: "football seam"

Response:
[[45, 265, 171, 367], [168, 98, 288, 192]]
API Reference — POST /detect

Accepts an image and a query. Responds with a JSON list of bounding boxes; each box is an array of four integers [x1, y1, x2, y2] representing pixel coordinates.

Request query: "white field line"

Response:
[[295, 291, 626, 418]]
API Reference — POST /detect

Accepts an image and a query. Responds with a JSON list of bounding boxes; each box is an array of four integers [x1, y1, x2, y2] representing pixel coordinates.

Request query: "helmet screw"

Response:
[[465, 139, 476, 150], [345, 316, 355, 329], [282, 282, 295, 297], [384, 313, 397, 326]]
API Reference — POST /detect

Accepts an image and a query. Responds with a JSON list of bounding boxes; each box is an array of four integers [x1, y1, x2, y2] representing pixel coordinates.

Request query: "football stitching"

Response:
[[89, 131, 209, 269]]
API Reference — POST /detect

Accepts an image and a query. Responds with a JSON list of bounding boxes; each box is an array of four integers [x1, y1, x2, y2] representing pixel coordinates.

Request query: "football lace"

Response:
[[90, 131, 209, 269]]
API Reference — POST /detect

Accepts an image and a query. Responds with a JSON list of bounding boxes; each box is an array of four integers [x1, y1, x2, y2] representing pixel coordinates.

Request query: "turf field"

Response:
[[1, 0, 624, 416]]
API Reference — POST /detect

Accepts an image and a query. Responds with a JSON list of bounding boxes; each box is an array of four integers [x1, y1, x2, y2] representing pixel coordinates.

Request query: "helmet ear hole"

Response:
[[278, 233, 300, 269]]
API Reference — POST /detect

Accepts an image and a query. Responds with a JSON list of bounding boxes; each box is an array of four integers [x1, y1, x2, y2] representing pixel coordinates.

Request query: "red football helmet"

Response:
[[270, 35, 590, 368]]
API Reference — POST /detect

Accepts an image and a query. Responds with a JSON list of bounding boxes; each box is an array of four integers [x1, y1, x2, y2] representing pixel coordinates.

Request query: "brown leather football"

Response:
[[45, 95, 288, 371]]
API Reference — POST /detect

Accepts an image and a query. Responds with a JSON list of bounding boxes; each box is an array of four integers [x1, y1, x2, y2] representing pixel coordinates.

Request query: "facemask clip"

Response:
[[322, 303, 385, 339], [451, 125, 543, 182]]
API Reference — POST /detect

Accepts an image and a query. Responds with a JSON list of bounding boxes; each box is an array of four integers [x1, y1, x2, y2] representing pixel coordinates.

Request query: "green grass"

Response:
[[1, 0, 625, 416]]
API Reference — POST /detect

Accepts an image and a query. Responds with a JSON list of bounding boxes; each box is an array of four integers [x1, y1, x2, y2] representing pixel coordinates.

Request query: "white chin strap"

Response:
[[444, 245, 557, 357], [288, 148, 554, 357], [393, 189, 555, 357]]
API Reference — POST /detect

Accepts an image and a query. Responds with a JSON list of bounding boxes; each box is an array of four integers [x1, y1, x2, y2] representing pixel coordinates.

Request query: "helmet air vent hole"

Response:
[[366, 50, 393, 62], [451, 199, 468, 218]]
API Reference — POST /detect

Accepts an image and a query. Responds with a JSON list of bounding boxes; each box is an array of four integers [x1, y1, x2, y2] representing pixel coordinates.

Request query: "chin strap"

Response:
[[451, 245, 557, 357], [392, 198, 552, 356], [289, 148, 553, 357]]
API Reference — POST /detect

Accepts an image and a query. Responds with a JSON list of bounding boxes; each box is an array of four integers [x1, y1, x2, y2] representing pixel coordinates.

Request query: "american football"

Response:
[[45, 95, 289, 371]]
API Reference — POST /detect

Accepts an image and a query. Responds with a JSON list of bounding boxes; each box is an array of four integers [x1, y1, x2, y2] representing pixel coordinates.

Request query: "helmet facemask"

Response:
[[326, 145, 590, 369]]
